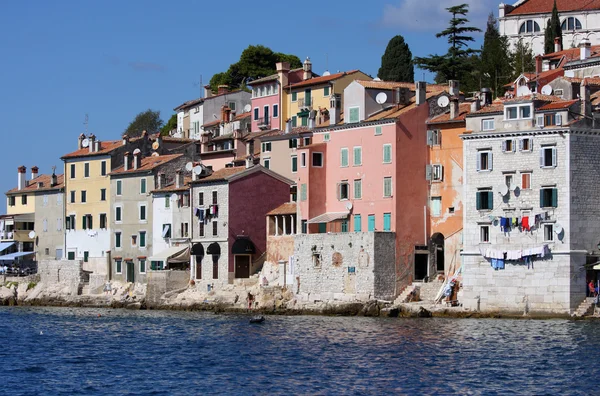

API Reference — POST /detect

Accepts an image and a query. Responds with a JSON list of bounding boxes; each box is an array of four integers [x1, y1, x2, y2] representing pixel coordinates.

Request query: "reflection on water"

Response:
[[0, 307, 598, 395]]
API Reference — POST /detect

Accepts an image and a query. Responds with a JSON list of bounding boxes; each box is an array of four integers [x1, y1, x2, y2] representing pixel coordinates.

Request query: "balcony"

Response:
[[0, 230, 33, 242], [258, 115, 271, 130], [0, 231, 13, 241], [298, 97, 312, 110]]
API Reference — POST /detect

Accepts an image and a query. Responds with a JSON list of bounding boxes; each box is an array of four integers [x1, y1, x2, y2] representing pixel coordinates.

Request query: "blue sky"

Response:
[[0, 0, 498, 212]]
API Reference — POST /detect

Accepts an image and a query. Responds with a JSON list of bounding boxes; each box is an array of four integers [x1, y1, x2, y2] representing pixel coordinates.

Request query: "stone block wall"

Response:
[[38, 259, 83, 286], [146, 270, 190, 306]]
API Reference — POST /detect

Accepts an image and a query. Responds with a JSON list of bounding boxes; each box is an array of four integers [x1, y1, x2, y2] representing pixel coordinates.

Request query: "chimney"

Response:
[[175, 170, 184, 189], [245, 156, 253, 169], [123, 152, 131, 171], [157, 173, 166, 189], [554, 37, 562, 53], [450, 97, 459, 120], [51, 170, 57, 187], [122, 134, 129, 146], [303, 57, 312, 81], [78, 133, 86, 149], [285, 119, 291, 134], [481, 88, 492, 106], [580, 38, 591, 60], [88, 134, 96, 153], [535, 55, 543, 74], [17, 166, 26, 190], [448, 80, 460, 97], [581, 78, 591, 119], [31, 166, 39, 180], [133, 152, 140, 170], [329, 94, 341, 125], [415, 81, 427, 105], [95, 140, 100, 152], [156, 135, 162, 151], [204, 85, 213, 98], [217, 85, 229, 95], [276, 62, 290, 88], [471, 99, 481, 113], [221, 105, 231, 123]]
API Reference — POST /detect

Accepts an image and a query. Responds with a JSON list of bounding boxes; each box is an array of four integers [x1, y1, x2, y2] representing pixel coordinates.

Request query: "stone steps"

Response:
[[572, 297, 596, 317], [414, 281, 444, 302], [394, 285, 418, 304]]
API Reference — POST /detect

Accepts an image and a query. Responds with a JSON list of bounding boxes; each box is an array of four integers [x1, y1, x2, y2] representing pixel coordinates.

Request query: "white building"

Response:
[[460, 87, 600, 314], [499, 0, 600, 56]]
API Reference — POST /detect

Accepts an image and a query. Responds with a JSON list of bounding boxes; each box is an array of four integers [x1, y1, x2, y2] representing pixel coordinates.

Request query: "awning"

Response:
[[191, 243, 204, 256], [0, 251, 34, 261], [232, 237, 256, 254], [148, 246, 190, 264], [307, 211, 349, 224], [206, 242, 221, 255], [594, 264, 600, 270], [0, 242, 15, 253], [13, 213, 34, 223]]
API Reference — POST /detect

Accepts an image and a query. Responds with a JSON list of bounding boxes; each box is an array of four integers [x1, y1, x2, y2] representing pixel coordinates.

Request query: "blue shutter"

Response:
[[383, 213, 391, 231], [368, 215, 375, 231], [354, 214, 362, 232], [540, 189, 544, 207]]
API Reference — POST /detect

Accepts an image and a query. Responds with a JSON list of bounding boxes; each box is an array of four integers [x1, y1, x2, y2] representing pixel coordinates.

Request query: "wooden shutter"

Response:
[[487, 191, 493, 209], [552, 188, 558, 207]]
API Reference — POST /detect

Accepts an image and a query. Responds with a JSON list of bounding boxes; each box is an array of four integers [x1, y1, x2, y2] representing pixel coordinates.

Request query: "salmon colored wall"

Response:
[[201, 153, 235, 171]]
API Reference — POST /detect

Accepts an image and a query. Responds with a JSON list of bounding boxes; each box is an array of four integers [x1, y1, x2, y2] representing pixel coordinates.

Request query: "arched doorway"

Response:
[[431, 233, 445, 274], [191, 243, 204, 279], [207, 242, 221, 280]]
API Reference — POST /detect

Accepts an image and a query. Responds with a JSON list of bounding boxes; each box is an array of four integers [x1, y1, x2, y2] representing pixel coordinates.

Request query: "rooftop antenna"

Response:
[[51, 165, 56, 175], [84, 114, 89, 135], [193, 74, 203, 98]]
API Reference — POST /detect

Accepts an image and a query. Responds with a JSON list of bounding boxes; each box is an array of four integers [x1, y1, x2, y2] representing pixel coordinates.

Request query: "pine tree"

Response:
[[480, 13, 513, 96], [544, 0, 562, 54], [511, 41, 536, 80], [414, 3, 481, 87], [378, 35, 414, 82]]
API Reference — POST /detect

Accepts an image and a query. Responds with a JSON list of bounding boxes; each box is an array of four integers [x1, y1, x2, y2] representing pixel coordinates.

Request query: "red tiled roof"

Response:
[[151, 176, 192, 193], [203, 119, 221, 128], [470, 102, 505, 115], [61, 140, 123, 159], [504, 93, 563, 103], [234, 112, 251, 121], [6, 174, 64, 194], [287, 70, 363, 89], [542, 44, 600, 62], [506, 0, 600, 16], [562, 76, 600, 86], [267, 202, 297, 216], [174, 97, 203, 111], [190, 166, 247, 183], [427, 103, 472, 124], [537, 99, 578, 110], [110, 154, 183, 175], [357, 80, 447, 93]]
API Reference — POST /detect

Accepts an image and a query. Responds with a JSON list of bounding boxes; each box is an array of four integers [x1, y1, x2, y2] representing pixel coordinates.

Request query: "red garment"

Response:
[[521, 216, 530, 231]]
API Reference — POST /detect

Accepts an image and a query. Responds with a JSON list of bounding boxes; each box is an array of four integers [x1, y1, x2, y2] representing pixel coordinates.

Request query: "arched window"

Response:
[[519, 20, 541, 34], [561, 17, 582, 31]]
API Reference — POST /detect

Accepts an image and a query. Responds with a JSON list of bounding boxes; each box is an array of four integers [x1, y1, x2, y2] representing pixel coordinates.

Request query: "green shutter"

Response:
[[292, 157, 298, 172], [540, 189, 544, 207], [353, 147, 362, 165], [117, 181, 122, 195], [552, 188, 558, 207], [140, 232, 145, 247], [341, 149, 348, 167], [301, 184, 307, 201], [383, 145, 391, 163], [349, 107, 359, 123], [368, 215, 375, 231], [476, 192, 481, 210], [292, 92, 297, 101], [82, 216, 87, 230], [488, 192, 493, 209], [141, 179, 146, 194], [292, 116, 297, 127]]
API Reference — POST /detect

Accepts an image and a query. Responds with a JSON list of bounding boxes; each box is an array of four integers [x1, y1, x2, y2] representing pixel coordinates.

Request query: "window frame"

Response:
[[353, 146, 362, 166], [521, 172, 532, 190], [115, 205, 123, 223], [116, 180, 122, 196], [353, 179, 362, 199], [540, 146, 557, 168], [340, 148, 349, 167], [140, 178, 147, 194], [348, 106, 360, 123], [476, 150, 493, 172], [115, 231, 122, 249], [544, 223, 554, 242], [101, 160, 107, 176], [383, 144, 392, 164], [139, 204, 147, 221], [84, 162, 90, 178], [482, 118, 495, 131], [383, 177, 393, 198], [291, 156, 298, 173], [139, 231, 146, 248], [312, 152, 323, 167], [476, 189, 494, 210], [480, 225, 490, 243]]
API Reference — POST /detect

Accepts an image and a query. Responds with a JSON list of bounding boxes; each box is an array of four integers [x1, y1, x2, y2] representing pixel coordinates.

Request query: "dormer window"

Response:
[[505, 104, 532, 120], [561, 17, 582, 31], [519, 20, 540, 34]]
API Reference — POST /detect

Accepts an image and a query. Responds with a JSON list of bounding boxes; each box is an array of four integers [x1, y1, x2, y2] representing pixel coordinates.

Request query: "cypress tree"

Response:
[[378, 35, 414, 82], [544, 0, 562, 54], [481, 13, 512, 95]]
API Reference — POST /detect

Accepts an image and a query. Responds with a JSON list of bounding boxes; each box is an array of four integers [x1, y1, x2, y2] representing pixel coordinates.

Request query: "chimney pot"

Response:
[[303, 57, 312, 80], [122, 134, 129, 146], [329, 94, 341, 125], [581, 78, 591, 118], [554, 37, 562, 53], [580, 38, 591, 60], [448, 80, 460, 97], [415, 81, 427, 105], [133, 152, 140, 170], [31, 166, 39, 181], [124, 152, 130, 171], [450, 97, 459, 120], [204, 85, 213, 98], [17, 166, 26, 190], [78, 133, 86, 149], [217, 85, 229, 95], [175, 170, 183, 189], [277, 62, 290, 88], [88, 134, 96, 153]]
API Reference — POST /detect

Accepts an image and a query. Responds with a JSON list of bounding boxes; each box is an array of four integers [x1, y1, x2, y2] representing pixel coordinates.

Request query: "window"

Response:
[[368, 214, 375, 232], [212, 191, 217, 205], [66, 215, 75, 230], [82, 214, 92, 230], [162, 224, 171, 238], [138, 204, 146, 221], [101, 188, 106, 201], [427, 129, 441, 146], [301, 220, 308, 234], [428, 164, 443, 182], [353, 214, 362, 232], [324, 86, 330, 96], [540, 146, 557, 168], [502, 139, 516, 153], [140, 259, 146, 274], [84, 163, 90, 178], [291, 92, 297, 102], [312, 253, 322, 268], [140, 178, 147, 194], [101, 161, 107, 176], [312, 152, 323, 167], [341, 220, 348, 233], [273, 104, 279, 118], [482, 119, 495, 131], [100, 213, 107, 229], [353, 146, 362, 166], [301, 152, 307, 167], [115, 232, 122, 248], [520, 106, 531, 119], [353, 179, 362, 199], [505, 104, 532, 120], [338, 181, 349, 200], [348, 107, 359, 123], [383, 144, 392, 164], [140, 231, 146, 248], [520, 138, 533, 152], [165, 197, 170, 208], [340, 148, 349, 167], [476, 150, 493, 171], [81, 191, 87, 203], [264, 159, 270, 169], [254, 108, 259, 121], [476, 190, 493, 210], [115, 206, 122, 222], [561, 17, 582, 31], [300, 183, 307, 201], [540, 187, 558, 208], [21, 195, 27, 205], [131, 235, 137, 247], [212, 221, 218, 236], [521, 172, 532, 190], [519, 20, 541, 33], [261, 142, 271, 152], [383, 177, 392, 197], [198, 221, 205, 237], [375, 126, 382, 136], [506, 107, 518, 119], [289, 138, 298, 149], [116, 180, 122, 196], [324, 133, 330, 142], [431, 197, 442, 217], [544, 224, 554, 242], [504, 174, 514, 192], [8, 196, 15, 206], [70, 191, 75, 203], [70, 164, 75, 179], [291, 156, 298, 173], [301, 116, 308, 127], [116, 260, 122, 274], [292, 116, 297, 127], [198, 192, 204, 206], [480, 225, 490, 243]]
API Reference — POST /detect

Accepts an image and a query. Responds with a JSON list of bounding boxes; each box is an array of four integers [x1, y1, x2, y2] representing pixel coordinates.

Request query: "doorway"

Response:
[[431, 233, 445, 274], [196, 255, 203, 279], [414, 252, 429, 281], [126, 261, 135, 283], [213, 255, 219, 279], [235, 255, 250, 278]]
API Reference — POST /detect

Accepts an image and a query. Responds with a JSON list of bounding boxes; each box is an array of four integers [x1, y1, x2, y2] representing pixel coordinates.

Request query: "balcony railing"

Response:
[[258, 115, 271, 130], [298, 97, 312, 109], [0, 230, 33, 242], [0, 231, 13, 240]]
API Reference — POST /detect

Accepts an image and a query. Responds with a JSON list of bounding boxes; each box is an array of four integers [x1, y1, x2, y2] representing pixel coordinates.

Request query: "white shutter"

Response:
[[502, 140, 507, 152], [426, 130, 433, 146], [552, 147, 557, 167], [540, 149, 545, 167], [527, 138, 533, 152], [519, 139, 524, 151], [536, 114, 544, 127], [336, 183, 341, 200], [512, 139, 517, 152], [426, 165, 433, 180], [555, 114, 562, 125], [489, 152, 493, 171], [476, 152, 481, 171]]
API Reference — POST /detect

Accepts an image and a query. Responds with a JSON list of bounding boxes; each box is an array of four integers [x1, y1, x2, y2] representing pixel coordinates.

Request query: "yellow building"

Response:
[[281, 59, 371, 128]]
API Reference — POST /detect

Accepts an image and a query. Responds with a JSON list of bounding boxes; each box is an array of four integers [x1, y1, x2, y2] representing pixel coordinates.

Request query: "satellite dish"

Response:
[[81, 138, 89, 148], [193, 165, 202, 175], [151, 152, 159, 157], [185, 162, 193, 172], [373, 77, 381, 81], [152, 141, 160, 150], [323, 70, 331, 76], [170, 193, 178, 201], [437, 96, 450, 108], [132, 148, 141, 155], [554, 223, 564, 234], [497, 184, 509, 196], [517, 85, 531, 97], [541, 85, 553, 95], [243, 104, 251, 113], [345, 201, 353, 211], [375, 92, 388, 104], [28, 231, 36, 239]]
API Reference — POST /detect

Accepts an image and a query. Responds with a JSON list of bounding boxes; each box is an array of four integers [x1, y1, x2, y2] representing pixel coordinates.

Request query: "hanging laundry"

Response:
[[213, 204, 219, 216], [199, 210, 204, 221], [512, 217, 518, 227], [522, 216, 530, 231]]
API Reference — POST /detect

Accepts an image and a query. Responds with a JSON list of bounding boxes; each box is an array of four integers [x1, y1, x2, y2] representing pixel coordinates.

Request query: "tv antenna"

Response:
[[193, 74, 203, 98], [84, 114, 89, 134]]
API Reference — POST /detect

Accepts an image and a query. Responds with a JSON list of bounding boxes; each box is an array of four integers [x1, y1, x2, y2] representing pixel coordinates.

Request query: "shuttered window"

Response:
[[354, 214, 362, 232], [383, 144, 392, 163], [340, 148, 349, 167], [353, 147, 362, 166], [383, 177, 392, 197], [540, 188, 558, 208], [353, 180, 362, 199], [349, 107, 359, 123], [476, 191, 493, 210], [300, 184, 307, 201]]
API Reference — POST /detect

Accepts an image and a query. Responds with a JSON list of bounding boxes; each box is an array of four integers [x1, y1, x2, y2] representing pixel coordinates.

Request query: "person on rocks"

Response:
[[247, 292, 254, 310], [104, 280, 112, 295]]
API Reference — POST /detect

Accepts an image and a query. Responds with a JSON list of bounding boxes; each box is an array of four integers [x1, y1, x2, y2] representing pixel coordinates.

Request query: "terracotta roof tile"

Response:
[[506, 0, 600, 16], [6, 174, 64, 194], [267, 202, 297, 216], [211, 133, 234, 142], [357, 80, 447, 93], [562, 76, 600, 86], [202, 119, 221, 128], [110, 154, 183, 175], [427, 103, 472, 124], [191, 166, 247, 183], [287, 70, 363, 89], [470, 102, 505, 115], [174, 97, 203, 111], [151, 176, 192, 193], [62, 140, 123, 159], [234, 112, 251, 121], [537, 99, 578, 110]]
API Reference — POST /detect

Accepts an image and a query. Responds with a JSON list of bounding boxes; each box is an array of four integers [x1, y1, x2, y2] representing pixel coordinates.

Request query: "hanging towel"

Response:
[[214, 204, 218, 216], [522, 216, 530, 231], [199, 210, 204, 221], [512, 217, 518, 227]]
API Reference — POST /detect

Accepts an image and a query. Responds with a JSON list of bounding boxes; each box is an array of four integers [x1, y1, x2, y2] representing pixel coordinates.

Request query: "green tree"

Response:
[[160, 114, 177, 136], [124, 109, 164, 138], [209, 45, 302, 92], [480, 13, 513, 96], [544, 0, 562, 54], [377, 35, 414, 82], [414, 3, 481, 88], [510, 40, 536, 79]]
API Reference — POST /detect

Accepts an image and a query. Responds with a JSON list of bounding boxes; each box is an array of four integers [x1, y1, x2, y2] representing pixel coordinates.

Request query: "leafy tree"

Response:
[[160, 114, 177, 136], [124, 109, 164, 138], [511, 40, 536, 79], [377, 35, 414, 82], [414, 3, 481, 89], [544, 0, 562, 54], [480, 13, 513, 96], [209, 45, 302, 92]]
